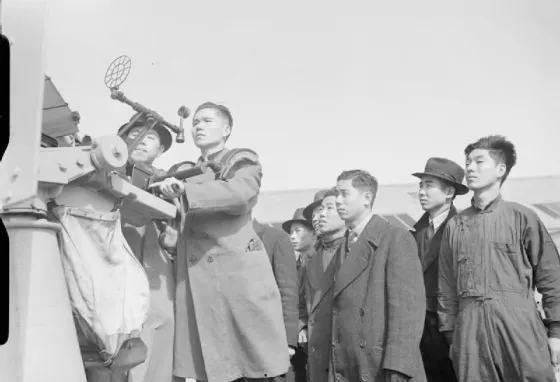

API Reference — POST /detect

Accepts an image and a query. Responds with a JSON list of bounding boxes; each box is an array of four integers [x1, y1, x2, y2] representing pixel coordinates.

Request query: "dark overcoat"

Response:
[[299, 242, 340, 382], [253, 219, 300, 348], [330, 215, 427, 382], [412, 206, 457, 313]]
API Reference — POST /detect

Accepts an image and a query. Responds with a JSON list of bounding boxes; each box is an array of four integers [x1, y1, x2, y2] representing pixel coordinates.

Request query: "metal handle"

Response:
[[111, 89, 187, 143]]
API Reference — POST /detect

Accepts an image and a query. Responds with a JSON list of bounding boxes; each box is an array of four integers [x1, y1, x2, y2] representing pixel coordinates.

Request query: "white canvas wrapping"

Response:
[[51, 206, 150, 356]]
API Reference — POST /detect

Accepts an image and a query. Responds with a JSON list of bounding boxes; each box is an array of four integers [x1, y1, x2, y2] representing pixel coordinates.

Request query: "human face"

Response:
[[465, 149, 506, 191], [418, 175, 453, 213], [289, 222, 315, 253], [311, 207, 321, 234], [127, 127, 165, 165], [335, 179, 372, 224], [191, 108, 231, 150], [317, 196, 346, 235]]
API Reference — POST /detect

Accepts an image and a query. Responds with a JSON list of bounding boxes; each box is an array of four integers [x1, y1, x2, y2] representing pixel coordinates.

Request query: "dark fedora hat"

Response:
[[282, 207, 313, 233], [118, 115, 173, 152], [302, 188, 332, 221], [412, 157, 469, 195]]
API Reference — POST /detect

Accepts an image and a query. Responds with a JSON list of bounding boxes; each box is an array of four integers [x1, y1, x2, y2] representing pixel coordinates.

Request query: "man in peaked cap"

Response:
[[118, 115, 177, 382], [411, 157, 469, 382], [118, 114, 173, 166]]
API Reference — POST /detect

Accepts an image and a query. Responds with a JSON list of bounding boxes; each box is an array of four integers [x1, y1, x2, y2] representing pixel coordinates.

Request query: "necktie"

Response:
[[427, 221, 435, 240]]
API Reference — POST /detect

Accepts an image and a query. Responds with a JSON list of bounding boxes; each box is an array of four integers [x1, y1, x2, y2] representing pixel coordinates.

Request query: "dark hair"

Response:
[[322, 187, 339, 199], [336, 170, 379, 206], [464, 135, 517, 184], [195, 102, 233, 141], [195, 102, 233, 127]]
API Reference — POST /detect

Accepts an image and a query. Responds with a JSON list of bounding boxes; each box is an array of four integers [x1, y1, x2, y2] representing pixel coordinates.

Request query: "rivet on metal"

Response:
[[76, 159, 84, 167], [58, 163, 67, 172]]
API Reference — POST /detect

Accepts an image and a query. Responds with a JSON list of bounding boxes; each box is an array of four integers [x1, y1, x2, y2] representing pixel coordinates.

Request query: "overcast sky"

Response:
[[43, 0, 560, 191]]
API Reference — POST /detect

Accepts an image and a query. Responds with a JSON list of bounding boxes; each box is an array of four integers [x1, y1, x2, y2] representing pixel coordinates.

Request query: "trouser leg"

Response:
[[453, 300, 500, 382], [290, 346, 307, 382], [420, 311, 457, 382], [486, 301, 556, 382]]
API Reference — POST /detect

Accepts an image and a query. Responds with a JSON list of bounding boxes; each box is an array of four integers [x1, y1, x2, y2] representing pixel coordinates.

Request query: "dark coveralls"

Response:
[[412, 207, 457, 382], [438, 195, 560, 382]]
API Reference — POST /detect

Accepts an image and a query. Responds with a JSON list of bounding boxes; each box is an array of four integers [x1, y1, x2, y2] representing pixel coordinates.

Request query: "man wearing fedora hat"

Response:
[[118, 115, 178, 382], [253, 218, 300, 382], [283, 207, 316, 272], [281, 209, 316, 382], [411, 157, 468, 382]]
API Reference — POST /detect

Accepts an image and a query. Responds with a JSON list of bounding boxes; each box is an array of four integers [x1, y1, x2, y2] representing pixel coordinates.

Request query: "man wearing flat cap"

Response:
[[299, 187, 347, 382], [303, 189, 331, 250], [118, 115, 177, 382], [411, 157, 468, 382]]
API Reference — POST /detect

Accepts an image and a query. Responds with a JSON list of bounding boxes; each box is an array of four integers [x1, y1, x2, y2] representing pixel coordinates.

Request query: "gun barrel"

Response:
[[111, 89, 185, 139]]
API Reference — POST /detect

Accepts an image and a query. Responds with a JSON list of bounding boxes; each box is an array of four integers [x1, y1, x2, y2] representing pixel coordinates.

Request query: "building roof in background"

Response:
[[253, 175, 560, 234]]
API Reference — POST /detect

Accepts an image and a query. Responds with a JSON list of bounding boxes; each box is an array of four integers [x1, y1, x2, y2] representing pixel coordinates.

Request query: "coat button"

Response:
[[361, 374, 369, 381], [189, 257, 196, 264], [332, 308, 338, 316], [310, 346, 315, 353], [359, 308, 365, 316], [332, 339, 338, 346], [308, 319, 314, 326], [360, 340, 366, 348], [207, 256, 214, 263]]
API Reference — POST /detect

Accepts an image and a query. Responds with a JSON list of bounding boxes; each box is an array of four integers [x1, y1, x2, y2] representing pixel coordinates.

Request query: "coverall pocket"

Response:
[[490, 241, 523, 292], [456, 253, 474, 294]]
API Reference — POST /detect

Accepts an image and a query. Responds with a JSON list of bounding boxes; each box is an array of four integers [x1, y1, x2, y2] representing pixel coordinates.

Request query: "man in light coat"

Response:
[[151, 102, 290, 382]]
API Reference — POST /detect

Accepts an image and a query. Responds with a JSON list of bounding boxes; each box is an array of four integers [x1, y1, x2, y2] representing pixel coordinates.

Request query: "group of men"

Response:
[[113, 100, 560, 382]]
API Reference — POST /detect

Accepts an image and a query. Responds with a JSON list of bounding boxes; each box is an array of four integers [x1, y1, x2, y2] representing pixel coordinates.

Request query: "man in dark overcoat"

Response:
[[411, 157, 468, 382], [332, 169, 427, 382], [299, 188, 346, 382], [253, 218, 300, 382]]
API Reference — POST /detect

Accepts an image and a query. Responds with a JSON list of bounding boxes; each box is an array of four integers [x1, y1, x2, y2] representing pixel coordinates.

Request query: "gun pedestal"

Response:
[[1, 188, 88, 382], [0, 135, 178, 382]]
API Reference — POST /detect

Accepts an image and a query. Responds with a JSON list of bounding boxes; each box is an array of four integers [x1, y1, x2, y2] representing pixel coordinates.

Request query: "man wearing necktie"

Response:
[[331, 169, 427, 382], [411, 157, 469, 382]]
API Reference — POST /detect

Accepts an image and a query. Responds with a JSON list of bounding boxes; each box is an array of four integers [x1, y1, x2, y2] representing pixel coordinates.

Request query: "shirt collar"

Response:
[[198, 149, 225, 163], [471, 193, 503, 213], [348, 210, 375, 242], [429, 206, 450, 232]]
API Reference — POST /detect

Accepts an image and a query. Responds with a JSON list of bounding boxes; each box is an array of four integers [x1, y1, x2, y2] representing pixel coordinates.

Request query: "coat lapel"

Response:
[[414, 206, 457, 272], [308, 246, 340, 314], [333, 215, 385, 299]]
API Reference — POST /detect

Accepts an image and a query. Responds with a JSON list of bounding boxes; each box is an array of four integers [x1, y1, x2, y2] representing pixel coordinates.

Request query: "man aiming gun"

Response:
[[150, 102, 291, 382]]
